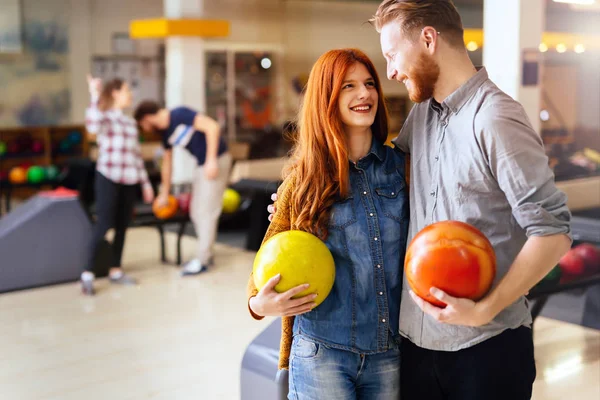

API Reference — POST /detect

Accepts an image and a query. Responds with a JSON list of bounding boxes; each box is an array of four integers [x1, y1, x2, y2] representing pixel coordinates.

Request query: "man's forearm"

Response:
[[205, 126, 219, 162], [161, 150, 172, 195], [482, 234, 571, 318]]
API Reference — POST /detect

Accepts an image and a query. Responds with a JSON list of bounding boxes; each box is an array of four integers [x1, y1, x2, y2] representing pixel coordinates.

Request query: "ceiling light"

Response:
[[261, 57, 272, 69], [466, 41, 479, 51], [552, 0, 596, 5]]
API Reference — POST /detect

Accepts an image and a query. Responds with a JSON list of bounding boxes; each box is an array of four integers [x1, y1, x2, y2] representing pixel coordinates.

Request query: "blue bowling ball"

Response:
[[68, 131, 82, 145]]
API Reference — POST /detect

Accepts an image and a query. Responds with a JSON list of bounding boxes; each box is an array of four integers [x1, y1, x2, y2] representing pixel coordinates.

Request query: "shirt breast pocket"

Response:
[[328, 195, 357, 230], [375, 179, 407, 223]]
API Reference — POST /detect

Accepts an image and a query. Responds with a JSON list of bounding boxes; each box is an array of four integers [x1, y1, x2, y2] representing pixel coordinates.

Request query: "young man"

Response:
[[268, 0, 571, 398], [371, 1, 572, 399], [134, 102, 232, 276]]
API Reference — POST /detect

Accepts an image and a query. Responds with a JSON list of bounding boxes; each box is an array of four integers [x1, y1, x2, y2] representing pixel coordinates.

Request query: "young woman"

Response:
[[246, 49, 409, 399], [81, 75, 154, 295]]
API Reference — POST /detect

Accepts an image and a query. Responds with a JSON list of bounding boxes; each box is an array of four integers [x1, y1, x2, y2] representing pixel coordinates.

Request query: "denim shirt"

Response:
[[293, 139, 409, 354]]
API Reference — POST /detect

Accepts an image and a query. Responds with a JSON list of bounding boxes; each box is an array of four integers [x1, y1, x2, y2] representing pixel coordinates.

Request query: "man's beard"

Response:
[[406, 52, 440, 103]]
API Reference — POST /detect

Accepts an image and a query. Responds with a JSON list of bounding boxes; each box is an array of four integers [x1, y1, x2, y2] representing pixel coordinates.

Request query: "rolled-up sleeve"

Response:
[[478, 103, 571, 239]]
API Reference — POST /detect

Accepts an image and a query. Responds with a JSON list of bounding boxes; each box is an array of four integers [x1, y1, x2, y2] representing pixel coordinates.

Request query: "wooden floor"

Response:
[[0, 227, 598, 399]]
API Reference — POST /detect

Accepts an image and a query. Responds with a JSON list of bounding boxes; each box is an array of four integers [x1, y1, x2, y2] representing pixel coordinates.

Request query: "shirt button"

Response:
[[434, 156, 439, 161], [374, 237, 378, 241], [430, 191, 435, 196], [382, 319, 386, 323], [391, 192, 395, 195], [442, 121, 447, 127], [379, 292, 383, 295], [370, 213, 374, 217], [377, 264, 381, 268], [363, 191, 367, 195]]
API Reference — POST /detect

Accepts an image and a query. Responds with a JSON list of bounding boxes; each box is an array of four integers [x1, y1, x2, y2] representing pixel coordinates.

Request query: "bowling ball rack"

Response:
[[528, 274, 600, 320], [527, 212, 600, 325], [126, 203, 190, 266]]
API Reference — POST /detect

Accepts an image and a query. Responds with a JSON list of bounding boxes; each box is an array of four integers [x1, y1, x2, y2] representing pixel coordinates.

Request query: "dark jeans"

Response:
[[85, 172, 137, 272], [401, 326, 536, 400]]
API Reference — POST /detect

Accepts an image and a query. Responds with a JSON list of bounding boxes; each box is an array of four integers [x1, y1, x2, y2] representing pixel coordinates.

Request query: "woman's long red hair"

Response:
[[285, 48, 389, 240]]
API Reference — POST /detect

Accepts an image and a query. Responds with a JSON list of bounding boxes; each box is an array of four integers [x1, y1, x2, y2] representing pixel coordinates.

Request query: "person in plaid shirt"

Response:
[[81, 75, 155, 295]]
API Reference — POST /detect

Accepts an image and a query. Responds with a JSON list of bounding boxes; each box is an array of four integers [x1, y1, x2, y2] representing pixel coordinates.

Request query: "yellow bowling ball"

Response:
[[222, 188, 241, 213], [253, 230, 335, 308]]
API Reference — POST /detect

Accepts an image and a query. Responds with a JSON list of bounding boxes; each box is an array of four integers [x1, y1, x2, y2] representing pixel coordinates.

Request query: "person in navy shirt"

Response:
[[135, 101, 232, 275]]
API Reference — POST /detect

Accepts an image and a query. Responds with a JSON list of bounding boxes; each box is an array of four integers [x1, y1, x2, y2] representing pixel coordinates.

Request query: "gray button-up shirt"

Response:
[[392, 67, 571, 351]]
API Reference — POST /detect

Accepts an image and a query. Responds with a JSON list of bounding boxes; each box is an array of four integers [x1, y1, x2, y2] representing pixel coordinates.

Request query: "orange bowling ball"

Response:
[[152, 195, 179, 219], [9, 167, 27, 184], [405, 220, 496, 308]]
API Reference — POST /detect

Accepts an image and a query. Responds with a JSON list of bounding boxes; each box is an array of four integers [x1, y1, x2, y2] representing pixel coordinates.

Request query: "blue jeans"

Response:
[[288, 335, 401, 399]]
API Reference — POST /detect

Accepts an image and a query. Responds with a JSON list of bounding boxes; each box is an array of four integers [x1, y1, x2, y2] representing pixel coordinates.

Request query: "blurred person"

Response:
[[134, 101, 231, 276], [82, 75, 154, 296]]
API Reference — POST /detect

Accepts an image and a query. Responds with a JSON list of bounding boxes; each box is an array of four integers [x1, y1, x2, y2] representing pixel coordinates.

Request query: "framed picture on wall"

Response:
[[0, 0, 23, 53]]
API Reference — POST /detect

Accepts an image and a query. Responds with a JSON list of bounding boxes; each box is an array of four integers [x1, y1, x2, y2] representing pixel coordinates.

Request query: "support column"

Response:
[[130, 1, 229, 185], [165, 0, 206, 185], [483, 0, 545, 134]]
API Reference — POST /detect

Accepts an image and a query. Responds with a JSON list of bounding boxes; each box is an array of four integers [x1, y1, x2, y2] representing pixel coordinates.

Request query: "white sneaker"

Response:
[[181, 259, 207, 276]]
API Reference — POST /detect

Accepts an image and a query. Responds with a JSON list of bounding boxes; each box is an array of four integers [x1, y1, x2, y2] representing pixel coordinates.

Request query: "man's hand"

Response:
[[268, 193, 278, 222], [204, 158, 219, 180], [409, 288, 495, 327], [412, 235, 571, 328], [155, 191, 169, 208]]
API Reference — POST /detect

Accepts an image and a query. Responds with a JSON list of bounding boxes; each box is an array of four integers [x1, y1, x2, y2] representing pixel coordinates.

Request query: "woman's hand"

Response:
[[267, 193, 277, 222], [142, 186, 155, 204], [87, 74, 102, 97], [249, 274, 317, 317]]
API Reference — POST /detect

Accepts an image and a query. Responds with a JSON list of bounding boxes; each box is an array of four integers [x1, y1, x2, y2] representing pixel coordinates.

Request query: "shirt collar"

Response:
[[431, 66, 488, 115], [354, 138, 386, 169], [366, 138, 386, 162]]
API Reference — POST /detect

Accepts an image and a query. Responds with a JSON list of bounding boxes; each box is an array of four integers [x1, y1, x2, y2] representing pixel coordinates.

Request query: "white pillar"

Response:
[[164, 0, 206, 185], [483, 0, 545, 134]]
